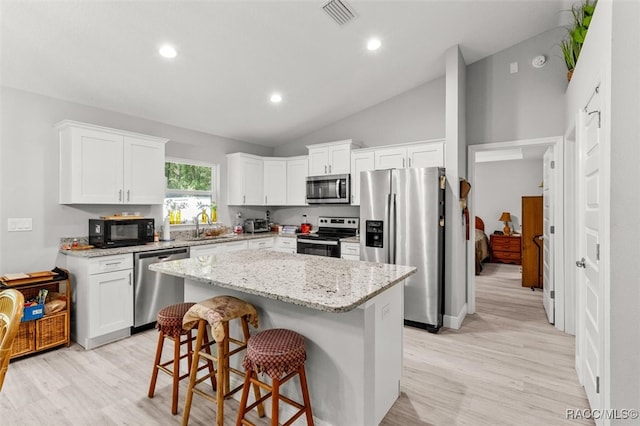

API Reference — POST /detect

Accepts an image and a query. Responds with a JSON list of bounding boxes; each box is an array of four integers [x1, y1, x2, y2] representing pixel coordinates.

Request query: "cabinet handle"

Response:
[[408, 158, 412, 167], [105, 262, 121, 266], [119, 189, 122, 201], [324, 165, 327, 174], [265, 195, 267, 204], [329, 165, 332, 173], [243, 195, 246, 204], [129, 272, 132, 286], [127, 190, 130, 202], [402, 158, 405, 168]]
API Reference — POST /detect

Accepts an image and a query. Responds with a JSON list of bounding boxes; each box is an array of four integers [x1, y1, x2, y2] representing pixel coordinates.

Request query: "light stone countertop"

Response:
[[149, 249, 416, 313], [58, 232, 293, 258]]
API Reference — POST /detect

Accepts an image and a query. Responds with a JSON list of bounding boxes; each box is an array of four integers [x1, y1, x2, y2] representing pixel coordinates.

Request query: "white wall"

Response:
[[274, 77, 445, 156], [0, 87, 272, 273], [475, 159, 543, 233], [466, 27, 567, 144]]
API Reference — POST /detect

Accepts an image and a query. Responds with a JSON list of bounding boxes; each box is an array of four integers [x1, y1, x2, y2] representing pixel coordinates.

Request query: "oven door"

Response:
[[297, 238, 340, 258]]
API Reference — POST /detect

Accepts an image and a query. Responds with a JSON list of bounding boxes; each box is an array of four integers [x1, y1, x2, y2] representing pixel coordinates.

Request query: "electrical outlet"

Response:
[[8, 218, 32, 232], [381, 303, 391, 320], [510, 62, 519, 74]]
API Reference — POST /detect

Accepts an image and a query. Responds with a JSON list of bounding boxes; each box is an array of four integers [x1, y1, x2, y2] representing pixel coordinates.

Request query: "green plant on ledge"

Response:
[[561, 0, 597, 81]]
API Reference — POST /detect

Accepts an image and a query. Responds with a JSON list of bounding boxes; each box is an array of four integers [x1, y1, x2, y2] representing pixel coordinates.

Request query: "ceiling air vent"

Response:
[[322, 0, 357, 26]]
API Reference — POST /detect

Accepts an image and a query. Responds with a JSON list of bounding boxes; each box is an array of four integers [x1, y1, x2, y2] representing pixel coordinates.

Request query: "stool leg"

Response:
[[182, 321, 205, 426], [235, 370, 253, 426], [223, 321, 231, 395], [216, 338, 225, 426], [148, 329, 164, 398], [271, 377, 281, 426], [171, 334, 180, 415], [186, 329, 193, 375], [240, 319, 264, 418], [202, 329, 216, 390], [299, 366, 314, 425]]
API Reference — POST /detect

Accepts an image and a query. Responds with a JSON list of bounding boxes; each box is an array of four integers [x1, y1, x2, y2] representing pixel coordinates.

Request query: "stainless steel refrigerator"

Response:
[[360, 167, 445, 332]]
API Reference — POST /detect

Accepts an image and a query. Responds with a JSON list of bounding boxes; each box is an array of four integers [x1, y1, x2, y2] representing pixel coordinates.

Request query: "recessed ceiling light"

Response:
[[270, 93, 283, 103], [367, 38, 381, 51], [159, 45, 177, 59]]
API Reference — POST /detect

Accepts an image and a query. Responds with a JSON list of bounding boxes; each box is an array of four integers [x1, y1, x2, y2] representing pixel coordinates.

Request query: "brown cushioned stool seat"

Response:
[[182, 295, 262, 426], [148, 302, 214, 415], [236, 328, 314, 426]]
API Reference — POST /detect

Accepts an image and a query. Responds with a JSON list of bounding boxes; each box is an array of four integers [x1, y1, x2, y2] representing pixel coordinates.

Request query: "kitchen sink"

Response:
[[185, 234, 238, 242]]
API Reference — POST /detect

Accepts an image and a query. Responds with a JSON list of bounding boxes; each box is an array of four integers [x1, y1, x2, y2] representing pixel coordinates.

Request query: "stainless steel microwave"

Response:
[[305, 174, 350, 204], [89, 218, 155, 248]]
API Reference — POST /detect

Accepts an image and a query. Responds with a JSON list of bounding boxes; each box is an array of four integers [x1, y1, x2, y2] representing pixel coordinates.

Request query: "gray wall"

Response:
[[0, 87, 272, 273], [466, 27, 567, 145], [274, 77, 445, 155], [475, 159, 543, 233]]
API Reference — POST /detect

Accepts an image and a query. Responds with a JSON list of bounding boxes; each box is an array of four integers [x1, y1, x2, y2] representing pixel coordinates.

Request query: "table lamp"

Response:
[[499, 212, 512, 236]]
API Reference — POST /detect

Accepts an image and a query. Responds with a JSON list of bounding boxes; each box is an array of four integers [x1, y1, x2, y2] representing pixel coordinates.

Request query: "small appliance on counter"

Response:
[[89, 218, 154, 248], [243, 218, 269, 233]]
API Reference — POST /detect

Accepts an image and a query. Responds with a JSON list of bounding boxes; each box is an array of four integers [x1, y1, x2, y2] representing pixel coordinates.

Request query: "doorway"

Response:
[[466, 136, 568, 332]]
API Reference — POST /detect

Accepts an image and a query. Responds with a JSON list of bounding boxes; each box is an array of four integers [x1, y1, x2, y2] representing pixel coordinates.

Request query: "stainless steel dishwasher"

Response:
[[133, 247, 189, 332]]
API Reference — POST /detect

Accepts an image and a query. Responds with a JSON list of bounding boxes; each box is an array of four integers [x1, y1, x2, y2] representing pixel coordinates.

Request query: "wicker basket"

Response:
[[36, 312, 69, 350], [11, 321, 35, 357]]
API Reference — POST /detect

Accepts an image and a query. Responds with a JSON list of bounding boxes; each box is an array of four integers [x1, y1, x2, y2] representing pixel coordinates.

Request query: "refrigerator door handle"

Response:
[[390, 193, 397, 263]]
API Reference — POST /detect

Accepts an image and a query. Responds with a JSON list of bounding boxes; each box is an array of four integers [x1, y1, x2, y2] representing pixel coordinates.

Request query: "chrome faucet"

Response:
[[193, 212, 213, 238]]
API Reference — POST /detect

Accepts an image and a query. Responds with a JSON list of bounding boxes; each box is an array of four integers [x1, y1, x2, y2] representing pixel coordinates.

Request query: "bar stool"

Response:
[[148, 302, 214, 415], [236, 328, 314, 426], [181, 295, 263, 426]]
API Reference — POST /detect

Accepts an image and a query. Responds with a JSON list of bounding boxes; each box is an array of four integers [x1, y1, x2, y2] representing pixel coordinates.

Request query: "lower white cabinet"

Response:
[[248, 237, 275, 250], [340, 242, 360, 261], [274, 236, 297, 254], [64, 254, 134, 350], [190, 240, 249, 257]]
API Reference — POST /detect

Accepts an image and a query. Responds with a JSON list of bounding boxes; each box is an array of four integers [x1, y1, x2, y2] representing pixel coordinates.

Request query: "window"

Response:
[[164, 158, 219, 224]]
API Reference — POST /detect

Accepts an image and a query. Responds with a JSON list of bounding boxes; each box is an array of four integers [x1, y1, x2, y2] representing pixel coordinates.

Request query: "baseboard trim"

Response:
[[443, 303, 467, 329]]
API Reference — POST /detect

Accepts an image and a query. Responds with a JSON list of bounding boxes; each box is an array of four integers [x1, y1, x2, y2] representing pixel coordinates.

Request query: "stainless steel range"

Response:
[[297, 216, 359, 258]]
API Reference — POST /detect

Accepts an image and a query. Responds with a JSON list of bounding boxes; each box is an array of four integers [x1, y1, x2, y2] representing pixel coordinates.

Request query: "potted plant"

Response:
[[561, 0, 597, 81]]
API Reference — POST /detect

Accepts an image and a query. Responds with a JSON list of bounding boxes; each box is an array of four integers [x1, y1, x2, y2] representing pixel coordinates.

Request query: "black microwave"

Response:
[[89, 218, 155, 248], [306, 174, 350, 204]]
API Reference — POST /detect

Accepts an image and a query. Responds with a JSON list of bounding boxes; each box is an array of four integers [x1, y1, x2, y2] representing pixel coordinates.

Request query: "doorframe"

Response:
[[466, 136, 567, 332]]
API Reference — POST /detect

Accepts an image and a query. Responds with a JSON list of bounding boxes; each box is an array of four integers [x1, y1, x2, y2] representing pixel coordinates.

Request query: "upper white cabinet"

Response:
[[227, 153, 264, 205], [57, 120, 168, 205], [228, 154, 308, 206], [263, 158, 287, 206], [374, 140, 444, 170], [286, 156, 308, 206], [307, 140, 359, 176], [350, 150, 375, 206]]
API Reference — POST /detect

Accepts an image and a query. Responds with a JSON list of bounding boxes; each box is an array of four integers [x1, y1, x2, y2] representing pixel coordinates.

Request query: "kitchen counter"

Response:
[[151, 249, 415, 425], [58, 232, 287, 258], [149, 249, 414, 312]]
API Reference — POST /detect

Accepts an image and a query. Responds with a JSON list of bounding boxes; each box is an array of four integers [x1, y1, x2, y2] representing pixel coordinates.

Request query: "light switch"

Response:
[[510, 62, 519, 74], [8, 218, 32, 232]]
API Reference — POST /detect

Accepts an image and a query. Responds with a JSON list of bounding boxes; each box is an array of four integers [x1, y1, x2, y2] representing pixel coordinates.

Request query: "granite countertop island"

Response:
[[151, 249, 415, 426], [149, 249, 414, 312]]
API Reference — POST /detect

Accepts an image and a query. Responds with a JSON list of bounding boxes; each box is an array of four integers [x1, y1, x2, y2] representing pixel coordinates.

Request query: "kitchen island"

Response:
[[150, 249, 416, 426]]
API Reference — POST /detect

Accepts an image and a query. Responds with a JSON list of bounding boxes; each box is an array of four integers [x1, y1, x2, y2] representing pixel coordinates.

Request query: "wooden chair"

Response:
[[0, 289, 24, 391]]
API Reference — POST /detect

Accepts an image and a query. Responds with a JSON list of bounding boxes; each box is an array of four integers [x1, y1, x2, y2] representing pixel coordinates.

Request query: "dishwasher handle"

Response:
[[136, 248, 189, 260]]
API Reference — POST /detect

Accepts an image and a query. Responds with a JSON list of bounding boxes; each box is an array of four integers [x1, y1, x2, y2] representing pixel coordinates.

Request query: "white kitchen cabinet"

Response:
[[56, 120, 167, 205], [306, 140, 358, 176], [350, 150, 375, 205], [190, 240, 249, 257], [227, 153, 264, 205], [274, 236, 297, 254], [248, 237, 275, 250], [340, 242, 360, 261], [63, 254, 134, 350], [374, 140, 444, 170], [263, 159, 287, 205], [286, 156, 308, 206]]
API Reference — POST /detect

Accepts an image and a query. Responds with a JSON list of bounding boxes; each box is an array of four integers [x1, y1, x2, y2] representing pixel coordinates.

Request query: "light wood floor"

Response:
[[1, 263, 592, 425]]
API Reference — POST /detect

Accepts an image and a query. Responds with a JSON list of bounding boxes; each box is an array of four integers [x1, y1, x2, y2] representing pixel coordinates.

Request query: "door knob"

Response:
[[576, 257, 586, 268]]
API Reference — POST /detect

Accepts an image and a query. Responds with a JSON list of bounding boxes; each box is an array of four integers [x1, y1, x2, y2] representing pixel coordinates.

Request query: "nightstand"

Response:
[[490, 234, 521, 265]]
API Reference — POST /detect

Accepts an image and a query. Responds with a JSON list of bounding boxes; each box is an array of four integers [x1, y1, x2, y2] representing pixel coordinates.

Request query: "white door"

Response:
[[576, 92, 604, 416], [350, 151, 375, 205], [542, 146, 555, 323], [308, 147, 329, 175], [263, 159, 287, 205], [123, 136, 165, 205], [75, 129, 123, 204], [286, 157, 308, 206], [242, 156, 264, 205], [89, 269, 133, 337], [327, 144, 351, 174]]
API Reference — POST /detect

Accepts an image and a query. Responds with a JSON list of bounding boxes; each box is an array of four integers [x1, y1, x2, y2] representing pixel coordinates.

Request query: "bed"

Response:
[[475, 216, 490, 274]]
